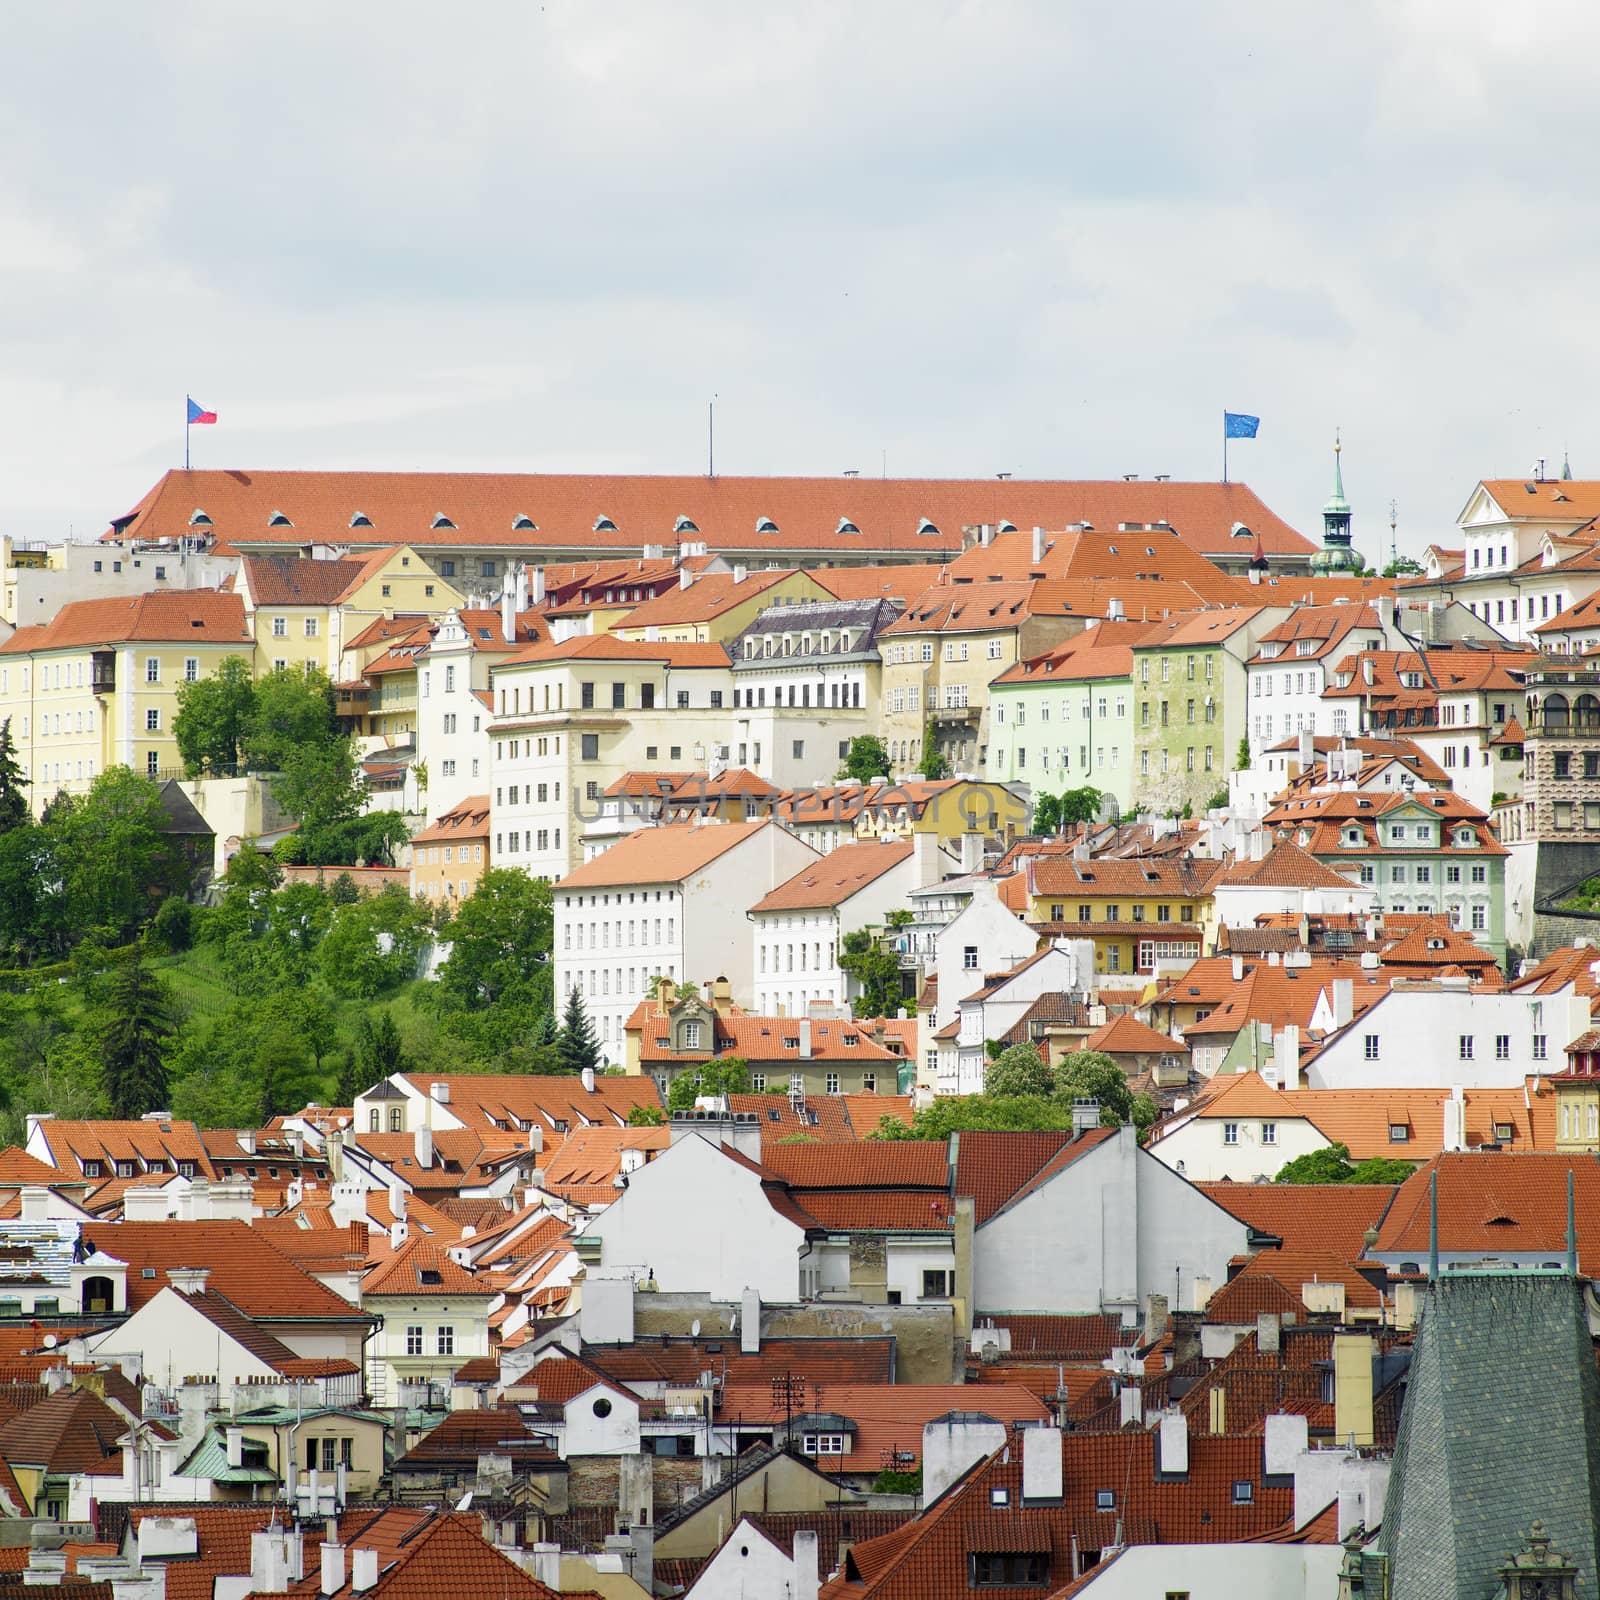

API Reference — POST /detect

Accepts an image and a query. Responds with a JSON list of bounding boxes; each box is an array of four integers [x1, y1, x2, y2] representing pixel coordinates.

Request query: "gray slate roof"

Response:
[[1379, 1272, 1600, 1600]]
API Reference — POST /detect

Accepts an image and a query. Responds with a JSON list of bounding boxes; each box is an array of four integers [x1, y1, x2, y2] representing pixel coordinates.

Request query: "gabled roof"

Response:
[[1081, 1013, 1187, 1057], [1216, 839, 1366, 893], [0, 592, 251, 655], [553, 820, 786, 890], [408, 796, 491, 845], [1028, 853, 1226, 900], [362, 1238, 491, 1298], [1197, 1182, 1398, 1260], [492, 633, 730, 670], [240, 554, 380, 607], [0, 1387, 127, 1473], [613, 568, 799, 627], [749, 839, 914, 913]]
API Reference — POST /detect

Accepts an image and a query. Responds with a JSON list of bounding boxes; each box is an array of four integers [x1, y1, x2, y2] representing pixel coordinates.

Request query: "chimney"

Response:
[[1274, 1026, 1300, 1091], [1118, 1382, 1143, 1427], [1361, 656, 1374, 686], [530, 1546, 561, 1591], [349, 1550, 379, 1594], [581, 1065, 597, 1094], [1264, 1412, 1309, 1478], [1107, 596, 1125, 621], [679, 567, 695, 590], [1443, 1085, 1466, 1152], [1297, 727, 1314, 768], [1031, 525, 1045, 564], [733, 563, 748, 583], [1332, 1333, 1375, 1446], [1070, 1099, 1100, 1138], [1021, 1422, 1064, 1500], [168, 1267, 210, 1296], [740, 1285, 761, 1354], [1331, 978, 1353, 1029], [413, 1125, 433, 1170], [320, 1543, 346, 1598], [1231, 954, 1244, 982], [1144, 1293, 1168, 1339], [1158, 1410, 1188, 1475], [225, 1426, 243, 1468], [250, 1529, 289, 1595], [515, 564, 529, 616], [501, 568, 516, 645], [912, 830, 946, 887], [19, 1186, 49, 1222], [798, 1018, 813, 1060], [791, 1529, 819, 1600], [430, 1081, 450, 1105], [529, 566, 546, 606]]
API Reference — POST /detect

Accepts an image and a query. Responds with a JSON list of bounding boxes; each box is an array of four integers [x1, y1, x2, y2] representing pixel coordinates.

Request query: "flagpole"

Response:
[[1222, 413, 1228, 485], [185, 412, 190, 472]]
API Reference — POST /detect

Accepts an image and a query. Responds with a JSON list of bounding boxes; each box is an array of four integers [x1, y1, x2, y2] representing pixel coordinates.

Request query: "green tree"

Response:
[[329, 872, 360, 905], [985, 1042, 1053, 1097], [245, 665, 337, 772], [838, 736, 892, 782], [254, 1026, 318, 1119], [151, 896, 193, 953], [839, 927, 904, 1018], [0, 824, 53, 958], [99, 954, 175, 1118], [225, 844, 283, 892], [0, 719, 29, 833], [1054, 1049, 1134, 1125], [316, 888, 431, 998], [666, 1057, 751, 1110], [628, 1104, 666, 1127], [1274, 1142, 1416, 1184], [918, 727, 949, 781], [870, 1095, 1078, 1139], [1382, 555, 1424, 578], [435, 870, 553, 1009], [173, 656, 257, 775], [1236, 736, 1251, 771], [1032, 792, 1063, 836], [556, 986, 601, 1076], [1058, 786, 1103, 826], [46, 768, 188, 943]]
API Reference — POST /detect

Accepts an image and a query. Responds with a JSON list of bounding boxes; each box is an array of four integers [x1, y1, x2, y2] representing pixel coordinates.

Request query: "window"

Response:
[[1495, 1034, 1510, 1061], [971, 1554, 1048, 1586], [1223, 1122, 1239, 1145], [1459, 1035, 1473, 1060], [1232, 1481, 1254, 1505], [1533, 1034, 1548, 1062], [1363, 1034, 1379, 1060], [184, 657, 199, 682], [826, 1072, 840, 1094], [272, 617, 288, 638], [989, 1488, 1010, 1508], [389, 1107, 403, 1132], [405, 1325, 424, 1355], [304, 616, 319, 637], [146, 708, 161, 731], [436, 1325, 454, 1355], [1261, 1122, 1276, 1145], [581, 733, 599, 760], [964, 945, 978, 970], [683, 1021, 702, 1049], [1095, 1489, 1116, 1512], [922, 1270, 952, 1298], [580, 681, 595, 709], [803, 1433, 846, 1455]]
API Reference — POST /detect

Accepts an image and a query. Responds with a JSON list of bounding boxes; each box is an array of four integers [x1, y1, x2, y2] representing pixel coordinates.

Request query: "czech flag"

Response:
[[187, 396, 218, 425]]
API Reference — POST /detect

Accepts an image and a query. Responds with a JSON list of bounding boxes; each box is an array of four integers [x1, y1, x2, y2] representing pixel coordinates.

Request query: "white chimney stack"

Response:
[[320, 1543, 346, 1597], [1031, 525, 1045, 564], [500, 568, 516, 644]]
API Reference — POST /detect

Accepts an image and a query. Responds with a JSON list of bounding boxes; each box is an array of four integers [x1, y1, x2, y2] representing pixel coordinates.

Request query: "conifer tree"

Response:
[[0, 719, 27, 834], [100, 955, 175, 1118], [556, 986, 601, 1076]]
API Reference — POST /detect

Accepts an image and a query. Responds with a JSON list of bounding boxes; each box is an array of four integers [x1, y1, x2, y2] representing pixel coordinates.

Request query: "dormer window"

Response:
[[1295, 639, 1317, 655], [431, 513, 456, 529], [188, 509, 213, 526], [837, 518, 860, 535], [997, 520, 1018, 534], [512, 514, 537, 531], [350, 511, 373, 528], [673, 515, 699, 533], [917, 518, 940, 536], [756, 516, 779, 533], [268, 511, 293, 527], [594, 514, 618, 531]]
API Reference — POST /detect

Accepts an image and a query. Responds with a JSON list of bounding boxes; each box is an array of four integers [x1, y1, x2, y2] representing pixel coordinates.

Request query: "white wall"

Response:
[[89, 1289, 279, 1391], [1066, 1543, 1342, 1600], [562, 1383, 641, 1458], [684, 1519, 802, 1600], [1302, 988, 1590, 1090], [579, 1135, 806, 1301], [1146, 1112, 1326, 1184], [974, 1129, 1248, 1315], [932, 885, 1037, 1029]]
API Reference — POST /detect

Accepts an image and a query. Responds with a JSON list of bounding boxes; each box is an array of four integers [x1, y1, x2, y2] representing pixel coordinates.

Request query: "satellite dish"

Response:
[[691, 1319, 701, 1338], [42, 1335, 57, 1349]]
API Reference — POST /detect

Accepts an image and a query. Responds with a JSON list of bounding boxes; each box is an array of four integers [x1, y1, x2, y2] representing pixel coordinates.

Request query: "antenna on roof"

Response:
[[1568, 1168, 1578, 1276], [1428, 1168, 1438, 1282], [707, 396, 716, 480]]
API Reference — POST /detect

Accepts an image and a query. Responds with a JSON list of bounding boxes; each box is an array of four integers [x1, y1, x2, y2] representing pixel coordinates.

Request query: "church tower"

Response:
[[1309, 432, 1366, 575]]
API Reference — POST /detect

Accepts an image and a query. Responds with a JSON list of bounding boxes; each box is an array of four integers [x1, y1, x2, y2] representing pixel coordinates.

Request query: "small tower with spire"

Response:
[[1309, 431, 1366, 575]]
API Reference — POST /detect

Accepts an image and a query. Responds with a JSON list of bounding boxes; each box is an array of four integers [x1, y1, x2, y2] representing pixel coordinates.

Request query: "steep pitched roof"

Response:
[[553, 820, 786, 889], [1217, 839, 1367, 893], [1197, 1182, 1397, 1260], [0, 592, 251, 654], [0, 1387, 127, 1473], [362, 1238, 491, 1298], [749, 839, 914, 913], [613, 568, 798, 627]]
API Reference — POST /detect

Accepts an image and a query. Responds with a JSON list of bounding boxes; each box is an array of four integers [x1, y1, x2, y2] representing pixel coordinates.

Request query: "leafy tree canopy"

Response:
[[173, 656, 256, 775], [666, 1057, 750, 1110], [1275, 1141, 1416, 1185], [838, 736, 891, 783], [985, 1042, 1053, 1098]]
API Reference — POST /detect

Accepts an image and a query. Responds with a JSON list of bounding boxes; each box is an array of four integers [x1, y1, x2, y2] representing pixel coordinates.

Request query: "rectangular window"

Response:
[[825, 1072, 840, 1094], [1261, 1122, 1276, 1145], [1364, 1034, 1379, 1060], [1495, 1034, 1510, 1060], [405, 1326, 424, 1356], [145, 657, 160, 682], [272, 617, 287, 638], [580, 681, 595, 708], [146, 709, 161, 731], [581, 733, 599, 760], [436, 1325, 454, 1355], [1459, 1035, 1474, 1060], [963, 946, 978, 970], [1223, 1122, 1239, 1145], [1534, 1034, 1548, 1062]]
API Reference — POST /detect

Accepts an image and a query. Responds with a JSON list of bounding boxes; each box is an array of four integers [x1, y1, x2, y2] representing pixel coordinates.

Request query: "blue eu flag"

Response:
[[1224, 411, 1259, 439]]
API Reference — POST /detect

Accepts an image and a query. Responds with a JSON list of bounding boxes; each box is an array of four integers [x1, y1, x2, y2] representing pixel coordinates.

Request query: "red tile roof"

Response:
[[952, 1131, 1076, 1225], [1197, 1183, 1398, 1260], [409, 796, 491, 845], [553, 819, 782, 889], [750, 840, 914, 914], [0, 592, 250, 655], [362, 1237, 491, 1298]]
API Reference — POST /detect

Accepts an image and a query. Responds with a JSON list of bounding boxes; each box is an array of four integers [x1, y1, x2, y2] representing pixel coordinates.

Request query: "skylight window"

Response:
[[917, 518, 940, 536], [837, 518, 860, 534], [673, 515, 699, 533], [431, 513, 456, 529], [188, 509, 213, 526], [268, 511, 293, 527], [350, 511, 373, 528], [756, 516, 779, 533]]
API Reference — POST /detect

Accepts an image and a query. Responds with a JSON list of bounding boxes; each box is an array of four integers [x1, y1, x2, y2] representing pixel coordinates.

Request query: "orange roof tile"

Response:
[[750, 840, 914, 913], [553, 819, 785, 890], [362, 1237, 491, 1298], [0, 592, 250, 655]]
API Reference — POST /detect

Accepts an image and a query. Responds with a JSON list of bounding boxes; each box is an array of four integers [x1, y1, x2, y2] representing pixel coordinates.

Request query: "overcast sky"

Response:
[[2, 1, 1592, 552]]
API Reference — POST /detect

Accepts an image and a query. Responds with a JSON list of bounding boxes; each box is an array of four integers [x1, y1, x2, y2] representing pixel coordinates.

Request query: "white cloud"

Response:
[[1, 0, 1597, 552]]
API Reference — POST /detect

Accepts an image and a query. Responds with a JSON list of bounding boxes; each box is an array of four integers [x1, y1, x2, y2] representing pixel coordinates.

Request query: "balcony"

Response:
[[90, 650, 115, 695]]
